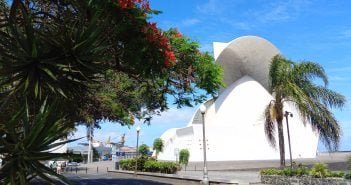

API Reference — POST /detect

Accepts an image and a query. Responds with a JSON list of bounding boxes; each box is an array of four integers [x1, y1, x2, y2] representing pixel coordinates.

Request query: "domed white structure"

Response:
[[157, 36, 319, 162]]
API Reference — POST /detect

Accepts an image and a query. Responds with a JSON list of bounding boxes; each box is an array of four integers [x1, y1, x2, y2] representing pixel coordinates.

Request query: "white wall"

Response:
[[158, 76, 319, 161]]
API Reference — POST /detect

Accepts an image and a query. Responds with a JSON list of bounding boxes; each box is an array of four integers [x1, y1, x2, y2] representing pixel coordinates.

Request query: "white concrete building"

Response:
[[157, 36, 319, 162]]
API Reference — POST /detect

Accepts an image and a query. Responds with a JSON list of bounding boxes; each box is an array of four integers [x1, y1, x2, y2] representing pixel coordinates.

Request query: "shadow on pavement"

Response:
[[30, 177, 172, 185]]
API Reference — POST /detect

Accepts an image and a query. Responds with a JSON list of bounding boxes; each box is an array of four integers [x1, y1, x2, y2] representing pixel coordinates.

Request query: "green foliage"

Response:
[[0, 0, 223, 128], [260, 168, 285, 176], [0, 1, 223, 184], [260, 163, 351, 179], [260, 163, 348, 179], [119, 156, 148, 171], [179, 149, 190, 167], [153, 138, 164, 159], [119, 157, 178, 174], [260, 165, 308, 177], [119, 158, 135, 171], [326, 171, 345, 178], [0, 101, 80, 185], [345, 173, 351, 179], [264, 55, 345, 167], [309, 163, 331, 178], [138, 144, 150, 156], [143, 160, 178, 174]]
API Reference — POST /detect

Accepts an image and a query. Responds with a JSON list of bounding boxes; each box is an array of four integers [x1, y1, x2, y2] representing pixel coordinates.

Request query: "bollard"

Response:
[[195, 165, 196, 171], [107, 167, 108, 172], [97, 166, 98, 173], [75, 167, 77, 174], [71, 167, 72, 172], [86, 167, 87, 174]]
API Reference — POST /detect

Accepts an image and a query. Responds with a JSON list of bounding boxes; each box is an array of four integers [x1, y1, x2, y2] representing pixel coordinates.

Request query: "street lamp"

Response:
[[199, 104, 209, 185], [135, 126, 141, 176], [284, 111, 293, 168]]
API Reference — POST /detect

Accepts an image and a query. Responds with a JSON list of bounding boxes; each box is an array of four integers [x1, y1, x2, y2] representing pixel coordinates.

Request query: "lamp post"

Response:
[[199, 104, 209, 185], [135, 126, 141, 176], [284, 111, 293, 168]]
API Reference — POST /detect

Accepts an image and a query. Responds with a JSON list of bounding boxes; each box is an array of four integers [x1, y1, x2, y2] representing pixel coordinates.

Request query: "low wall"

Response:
[[261, 175, 351, 185]]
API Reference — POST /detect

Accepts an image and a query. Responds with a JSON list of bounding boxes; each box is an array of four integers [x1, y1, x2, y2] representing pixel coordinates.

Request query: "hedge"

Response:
[[119, 157, 178, 174]]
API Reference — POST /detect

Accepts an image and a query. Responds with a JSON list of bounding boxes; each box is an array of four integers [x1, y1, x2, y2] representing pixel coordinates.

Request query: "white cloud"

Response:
[[329, 75, 349, 82], [196, 0, 225, 15], [329, 67, 351, 72], [148, 107, 196, 125], [337, 29, 351, 40], [182, 18, 201, 26], [253, 0, 313, 24]]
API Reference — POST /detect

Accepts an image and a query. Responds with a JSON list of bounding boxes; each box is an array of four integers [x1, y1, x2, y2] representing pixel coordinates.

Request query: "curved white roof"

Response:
[[215, 36, 281, 92]]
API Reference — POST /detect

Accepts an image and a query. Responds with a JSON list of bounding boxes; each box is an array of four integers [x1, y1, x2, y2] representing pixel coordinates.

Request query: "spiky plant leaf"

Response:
[[0, 101, 81, 185]]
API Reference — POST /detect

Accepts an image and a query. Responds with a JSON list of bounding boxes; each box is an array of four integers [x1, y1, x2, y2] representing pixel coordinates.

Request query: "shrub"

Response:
[[119, 158, 135, 171], [179, 149, 190, 167], [260, 168, 283, 176], [327, 171, 345, 178], [119, 156, 148, 171], [345, 173, 351, 179], [120, 157, 178, 174], [309, 163, 330, 178], [260, 162, 350, 179], [260, 165, 308, 177]]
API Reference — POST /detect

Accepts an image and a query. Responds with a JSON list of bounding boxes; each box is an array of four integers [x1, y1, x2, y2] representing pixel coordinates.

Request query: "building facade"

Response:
[[157, 36, 319, 162]]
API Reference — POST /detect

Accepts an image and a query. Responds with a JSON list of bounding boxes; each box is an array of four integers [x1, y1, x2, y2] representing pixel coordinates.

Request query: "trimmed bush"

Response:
[[260, 168, 284, 176], [144, 160, 178, 173], [119, 157, 178, 174], [260, 162, 349, 179]]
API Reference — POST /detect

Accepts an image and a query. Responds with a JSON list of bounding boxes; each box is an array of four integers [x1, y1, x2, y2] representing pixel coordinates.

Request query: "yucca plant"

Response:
[[0, 100, 81, 185]]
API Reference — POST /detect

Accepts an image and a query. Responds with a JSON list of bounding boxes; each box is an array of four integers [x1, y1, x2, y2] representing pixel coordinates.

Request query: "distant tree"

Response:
[[153, 138, 164, 160], [264, 55, 345, 168], [138, 144, 150, 156], [179, 149, 190, 169]]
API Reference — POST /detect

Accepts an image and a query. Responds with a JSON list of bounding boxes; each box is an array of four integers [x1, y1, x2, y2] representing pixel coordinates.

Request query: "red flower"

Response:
[[118, 0, 134, 9], [175, 31, 182, 38], [165, 51, 176, 61], [164, 51, 176, 68]]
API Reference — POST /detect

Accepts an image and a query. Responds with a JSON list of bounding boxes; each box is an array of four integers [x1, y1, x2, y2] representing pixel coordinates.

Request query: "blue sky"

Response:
[[70, 0, 351, 152]]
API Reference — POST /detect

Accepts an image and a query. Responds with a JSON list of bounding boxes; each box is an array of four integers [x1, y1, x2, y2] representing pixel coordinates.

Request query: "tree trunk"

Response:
[[275, 98, 285, 168], [277, 119, 285, 168]]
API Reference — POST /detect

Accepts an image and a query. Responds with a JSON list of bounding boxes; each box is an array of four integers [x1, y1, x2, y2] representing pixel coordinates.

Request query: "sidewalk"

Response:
[[75, 152, 350, 184]]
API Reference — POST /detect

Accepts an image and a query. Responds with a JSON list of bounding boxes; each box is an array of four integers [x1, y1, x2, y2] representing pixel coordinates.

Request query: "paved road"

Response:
[[30, 173, 172, 185], [65, 173, 172, 185]]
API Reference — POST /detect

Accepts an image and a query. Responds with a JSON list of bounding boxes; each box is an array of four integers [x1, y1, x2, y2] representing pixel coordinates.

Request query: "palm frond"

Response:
[[264, 102, 277, 148], [268, 54, 345, 153]]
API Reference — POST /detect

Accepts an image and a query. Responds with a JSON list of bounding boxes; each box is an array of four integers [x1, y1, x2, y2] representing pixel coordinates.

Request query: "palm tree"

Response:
[[264, 55, 345, 168], [153, 138, 164, 160]]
